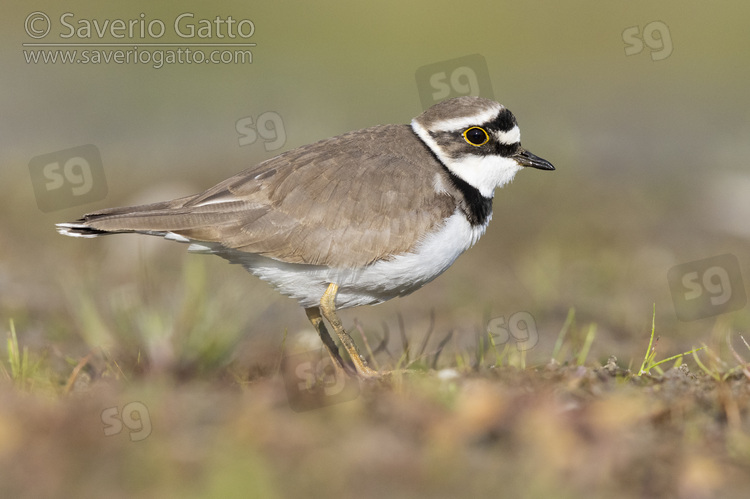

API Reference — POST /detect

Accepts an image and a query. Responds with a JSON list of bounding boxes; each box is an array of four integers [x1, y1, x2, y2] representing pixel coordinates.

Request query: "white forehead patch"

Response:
[[422, 103, 503, 132], [494, 126, 521, 145]]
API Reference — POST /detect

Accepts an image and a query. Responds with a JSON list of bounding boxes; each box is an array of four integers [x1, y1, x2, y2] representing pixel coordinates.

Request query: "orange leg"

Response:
[[319, 283, 379, 378]]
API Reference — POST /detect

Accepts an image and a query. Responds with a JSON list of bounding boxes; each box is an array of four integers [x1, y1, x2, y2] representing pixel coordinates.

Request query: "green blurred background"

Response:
[[3, 0, 750, 369]]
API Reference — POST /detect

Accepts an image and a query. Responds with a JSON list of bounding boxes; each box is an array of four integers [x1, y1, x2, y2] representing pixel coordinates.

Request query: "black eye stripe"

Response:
[[426, 128, 521, 158]]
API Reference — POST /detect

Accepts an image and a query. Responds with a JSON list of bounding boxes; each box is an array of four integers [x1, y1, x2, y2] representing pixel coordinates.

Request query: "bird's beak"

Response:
[[514, 149, 555, 171]]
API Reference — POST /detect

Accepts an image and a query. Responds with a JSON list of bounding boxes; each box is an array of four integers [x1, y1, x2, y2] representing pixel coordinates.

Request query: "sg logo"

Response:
[[236, 111, 286, 151], [101, 401, 152, 442], [487, 311, 539, 351], [415, 54, 495, 110], [623, 21, 673, 61], [28, 144, 107, 212], [281, 350, 360, 412], [668, 254, 746, 321]]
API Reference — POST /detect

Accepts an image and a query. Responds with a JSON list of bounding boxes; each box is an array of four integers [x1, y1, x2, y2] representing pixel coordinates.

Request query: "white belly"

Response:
[[188, 210, 489, 309]]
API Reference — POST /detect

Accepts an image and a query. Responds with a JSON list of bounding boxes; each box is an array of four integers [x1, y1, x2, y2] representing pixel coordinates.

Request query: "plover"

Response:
[[58, 96, 554, 377]]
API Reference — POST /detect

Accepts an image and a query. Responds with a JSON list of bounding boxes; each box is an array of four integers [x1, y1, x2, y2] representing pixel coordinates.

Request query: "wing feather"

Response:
[[66, 125, 459, 268]]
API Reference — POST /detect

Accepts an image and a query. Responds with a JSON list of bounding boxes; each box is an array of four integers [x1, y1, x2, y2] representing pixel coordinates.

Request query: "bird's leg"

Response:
[[304, 307, 354, 376], [320, 283, 380, 378]]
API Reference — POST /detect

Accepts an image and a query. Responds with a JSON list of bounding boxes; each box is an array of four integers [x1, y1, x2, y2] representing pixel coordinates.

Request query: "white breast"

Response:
[[192, 210, 490, 309]]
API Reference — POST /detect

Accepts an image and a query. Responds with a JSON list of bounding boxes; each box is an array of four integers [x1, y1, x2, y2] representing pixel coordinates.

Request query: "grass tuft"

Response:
[[3, 319, 49, 392], [637, 304, 704, 376]]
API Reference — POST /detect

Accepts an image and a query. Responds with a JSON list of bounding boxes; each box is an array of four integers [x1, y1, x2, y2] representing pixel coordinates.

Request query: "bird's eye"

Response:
[[463, 127, 489, 146]]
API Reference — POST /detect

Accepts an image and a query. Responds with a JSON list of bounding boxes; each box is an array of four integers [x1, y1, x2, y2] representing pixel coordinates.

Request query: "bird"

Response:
[[57, 96, 554, 378]]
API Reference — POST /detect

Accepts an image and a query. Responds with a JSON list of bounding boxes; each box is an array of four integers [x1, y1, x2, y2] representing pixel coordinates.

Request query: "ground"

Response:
[[2, 299, 750, 498]]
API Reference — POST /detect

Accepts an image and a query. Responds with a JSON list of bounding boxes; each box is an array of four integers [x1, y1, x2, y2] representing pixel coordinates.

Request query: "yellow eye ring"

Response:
[[463, 127, 489, 146]]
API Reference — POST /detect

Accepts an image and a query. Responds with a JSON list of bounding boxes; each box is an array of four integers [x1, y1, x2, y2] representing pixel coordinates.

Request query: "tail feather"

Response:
[[55, 194, 252, 240], [56, 197, 191, 237], [55, 222, 115, 238]]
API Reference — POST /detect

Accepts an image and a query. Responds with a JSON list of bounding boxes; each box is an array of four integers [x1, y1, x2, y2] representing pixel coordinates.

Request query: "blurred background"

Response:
[[2, 0, 750, 372], [4, 2, 750, 498]]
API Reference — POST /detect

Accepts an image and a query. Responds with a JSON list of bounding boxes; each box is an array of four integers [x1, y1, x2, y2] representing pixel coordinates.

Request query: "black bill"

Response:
[[514, 149, 555, 171]]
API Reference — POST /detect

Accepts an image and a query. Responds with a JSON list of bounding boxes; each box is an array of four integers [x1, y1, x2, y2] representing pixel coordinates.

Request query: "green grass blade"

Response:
[[552, 308, 575, 362], [576, 323, 597, 366], [638, 304, 657, 375]]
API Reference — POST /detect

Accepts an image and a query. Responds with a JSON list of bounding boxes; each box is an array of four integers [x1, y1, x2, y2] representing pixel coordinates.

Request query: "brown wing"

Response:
[[74, 124, 458, 268]]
